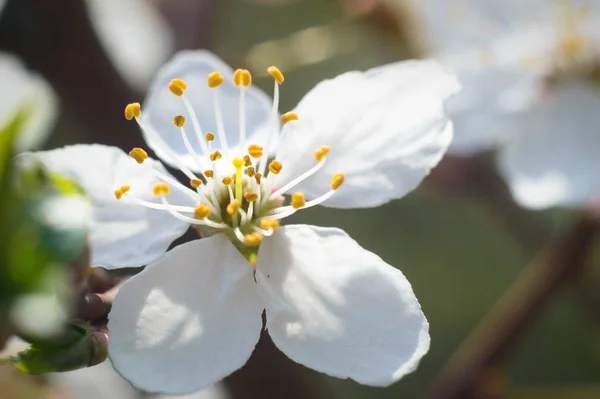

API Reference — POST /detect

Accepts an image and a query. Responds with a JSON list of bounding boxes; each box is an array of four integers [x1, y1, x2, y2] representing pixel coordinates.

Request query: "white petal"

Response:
[[497, 82, 600, 209], [256, 225, 429, 386], [29, 144, 191, 269], [417, 0, 550, 52], [274, 60, 459, 208], [0, 52, 57, 152], [108, 235, 263, 395], [85, 0, 174, 90], [142, 50, 273, 171], [446, 68, 538, 155]]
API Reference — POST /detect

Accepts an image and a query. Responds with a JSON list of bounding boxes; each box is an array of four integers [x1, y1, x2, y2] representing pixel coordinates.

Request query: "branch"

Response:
[[426, 212, 600, 399]]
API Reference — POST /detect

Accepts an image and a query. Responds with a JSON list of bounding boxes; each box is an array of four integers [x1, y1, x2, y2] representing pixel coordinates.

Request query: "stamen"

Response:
[[243, 155, 252, 167], [268, 160, 282, 175], [114, 185, 131, 200], [204, 170, 214, 178], [159, 196, 227, 229], [210, 151, 222, 161], [119, 189, 195, 212], [247, 167, 256, 177], [129, 147, 148, 164], [258, 71, 281, 177], [151, 168, 201, 201], [222, 176, 233, 185], [244, 192, 258, 202], [194, 204, 211, 220], [207, 72, 231, 161], [205, 132, 215, 141], [152, 182, 170, 196], [124, 103, 141, 120], [255, 173, 262, 184], [268, 66, 284, 84], [168, 79, 187, 96], [280, 112, 299, 125], [314, 145, 330, 162], [207, 72, 225, 88], [243, 232, 263, 247], [269, 157, 326, 199], [227, 199, 240, 216], [248, 144, 263, 158], [173, 115, 207, 172], [190, 179, 203, 188], [331, 172, 344, 190], [260, 219, 280, 230], [291, 192, 306, 209]]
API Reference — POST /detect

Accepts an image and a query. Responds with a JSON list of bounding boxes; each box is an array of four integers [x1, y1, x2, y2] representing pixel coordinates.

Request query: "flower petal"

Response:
[[142, 50, 273, 171], [0, 52, 57, 152], [255, 225, 429, 386], [84, 0, 174, 90], [497, 82, 600, 209], [274, 60, 459, 208], [29, 144, 191, 269], [108, 235, 263, 395]]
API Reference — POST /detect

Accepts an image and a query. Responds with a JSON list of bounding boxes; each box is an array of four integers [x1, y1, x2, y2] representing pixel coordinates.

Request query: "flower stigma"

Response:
[[116, 65, 344, 256]]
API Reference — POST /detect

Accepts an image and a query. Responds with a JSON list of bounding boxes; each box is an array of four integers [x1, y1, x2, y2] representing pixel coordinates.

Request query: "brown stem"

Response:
[[426, 212, 600, 399]]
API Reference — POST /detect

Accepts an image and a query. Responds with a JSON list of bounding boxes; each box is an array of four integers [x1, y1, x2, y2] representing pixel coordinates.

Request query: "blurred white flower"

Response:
[[85, 0, 175, 90], [419, 0, 600, 209], [33, 50, 458, 394], [0, 52, 57, 152]]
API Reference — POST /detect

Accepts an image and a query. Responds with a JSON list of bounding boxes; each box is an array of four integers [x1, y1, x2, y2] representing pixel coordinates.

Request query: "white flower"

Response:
[[0, 52, 57, 152], [32, 50, 458, 394], [418, 0, 600, 209]]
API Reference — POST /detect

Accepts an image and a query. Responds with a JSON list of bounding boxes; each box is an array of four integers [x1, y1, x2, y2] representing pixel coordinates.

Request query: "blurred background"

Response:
[[1, 0, 600, 398]]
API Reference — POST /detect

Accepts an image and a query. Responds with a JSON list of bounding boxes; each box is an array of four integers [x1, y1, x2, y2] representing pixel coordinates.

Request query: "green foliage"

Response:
[[0, 111, 88, 348], [11, 323, 107, 374]]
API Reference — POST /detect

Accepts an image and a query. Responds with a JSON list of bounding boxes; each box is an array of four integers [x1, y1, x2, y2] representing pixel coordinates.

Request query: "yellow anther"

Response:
[[231, 173, 237, 183], [194, 204, 211, 220], [124, 103, 141, 120], [233, 69, 252, 87], [314, 145, 330, 162], [222, 176, 233, 185], [232, 157, 245, 169], [244, 192, 258, 202], [208, 72, 224, 88], [227, 200, 240, 215], [210, 150, 222, 161], [129, 147, 148, 164], [173, 115, 186, 127], [243, 232, 264, 247], [260, 219, 280, 230], [248, 144, 263, 158], [268, 66, 284, 84], [190, 179, 203, 188], [246, 167, 256, 177], [291, 192, 306, 209], [168, 79, 187, 96], [280, 112, 298, 125], [269, 160, 283, 175], [560, 33, 585, 56], [113, 184, 131, 200], [255, 173, 262, 184], [205, 132, 215, 141], [243, 155, 252, 167], [152, 182, 170, 196], [331, 173, 344, 190], [204, 170, 214, 178]]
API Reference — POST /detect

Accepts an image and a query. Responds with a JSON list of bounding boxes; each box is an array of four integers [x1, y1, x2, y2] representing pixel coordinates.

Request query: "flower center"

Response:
[[116, 65, 344, 251], [545, 1, 600, 89]]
